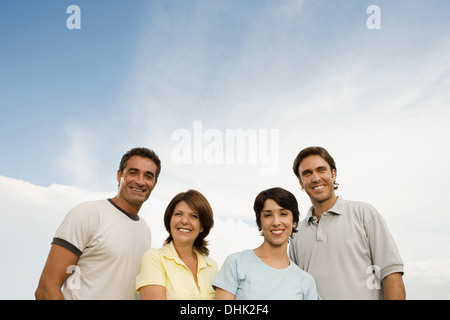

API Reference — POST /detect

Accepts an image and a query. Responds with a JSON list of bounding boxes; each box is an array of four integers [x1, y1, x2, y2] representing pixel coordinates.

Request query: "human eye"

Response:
[[262, 211, 272, 218]]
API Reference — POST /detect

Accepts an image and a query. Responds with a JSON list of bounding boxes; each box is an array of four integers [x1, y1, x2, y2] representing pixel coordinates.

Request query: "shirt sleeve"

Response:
[[364, 204, 404, 279], [51, 201, 100, 257], [135, 248, 167, 293], [212, 254, 240, 296], [302, 273, 321, 300]]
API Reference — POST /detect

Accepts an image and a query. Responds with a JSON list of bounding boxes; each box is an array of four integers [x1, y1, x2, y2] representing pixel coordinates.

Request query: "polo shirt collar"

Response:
[[161, 241, 212, 270], [306, 196, 345, 224]]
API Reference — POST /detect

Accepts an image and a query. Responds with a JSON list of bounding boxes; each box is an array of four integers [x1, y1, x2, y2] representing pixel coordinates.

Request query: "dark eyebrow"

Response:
[[302, 166, 328, 175], [301, 169, 312, 175], [262, 207, 287, 213], [128, 168, 155, 177]]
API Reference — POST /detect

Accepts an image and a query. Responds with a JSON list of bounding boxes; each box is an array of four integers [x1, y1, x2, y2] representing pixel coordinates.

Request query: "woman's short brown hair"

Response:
[[163, 189, 214, 255]]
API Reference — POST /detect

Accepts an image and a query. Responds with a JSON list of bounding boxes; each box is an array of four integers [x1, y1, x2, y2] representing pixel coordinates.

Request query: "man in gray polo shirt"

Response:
[[289, 146, 405, 299]]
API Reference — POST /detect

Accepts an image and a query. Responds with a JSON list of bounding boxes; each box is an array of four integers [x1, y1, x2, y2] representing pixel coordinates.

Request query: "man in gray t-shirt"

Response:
[[35, 147, 161, 300], [289, 146, 405, 300]]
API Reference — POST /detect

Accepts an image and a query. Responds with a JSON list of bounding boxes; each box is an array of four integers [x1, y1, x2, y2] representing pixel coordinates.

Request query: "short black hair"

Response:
[[253, 187, 300, 238], [119, 147, 161, 181]]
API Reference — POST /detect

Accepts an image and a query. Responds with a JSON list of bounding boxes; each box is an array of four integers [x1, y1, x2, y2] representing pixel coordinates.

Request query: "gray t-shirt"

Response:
[[289, 196, 404, 300], [52, 199, 151, 299]]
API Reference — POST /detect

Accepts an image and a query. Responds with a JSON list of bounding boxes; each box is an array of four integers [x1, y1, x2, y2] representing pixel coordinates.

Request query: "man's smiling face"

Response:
[[116, 155, 158, 210], [298, 155, 337, 206]]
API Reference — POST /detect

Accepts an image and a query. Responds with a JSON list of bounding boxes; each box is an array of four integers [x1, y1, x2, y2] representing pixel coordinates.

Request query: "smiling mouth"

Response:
[[131, 187, 146, 193], [270, 230, 284, 235], [178, 228, 192, 233], [312, 185, 325, 190]]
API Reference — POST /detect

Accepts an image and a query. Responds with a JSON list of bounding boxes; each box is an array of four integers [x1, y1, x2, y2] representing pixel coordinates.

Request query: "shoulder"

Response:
[[340, 198, 381, 224], [344, 198, 378, 212], [203, 255, 218, 269], [220, 250, 258, 275], [224, 249, 254, 264], [65, 199, 109, 220], [289, 262, 314, 279], [142, 247, 165, 260], [289, 262, 316, 284], [58, 199, 109, 230], [139, 247, 167, 270], [71, 199, 110, 211]]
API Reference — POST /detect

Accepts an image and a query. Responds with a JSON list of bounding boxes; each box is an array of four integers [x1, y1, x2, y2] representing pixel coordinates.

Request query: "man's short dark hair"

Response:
[[119, 147, 161, 181]]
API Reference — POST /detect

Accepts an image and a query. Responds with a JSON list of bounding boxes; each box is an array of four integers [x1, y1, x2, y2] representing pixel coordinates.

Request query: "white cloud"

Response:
[[0, 175, 262, 299], [1, 174, 449, 299], [54, 125, 106, 191]]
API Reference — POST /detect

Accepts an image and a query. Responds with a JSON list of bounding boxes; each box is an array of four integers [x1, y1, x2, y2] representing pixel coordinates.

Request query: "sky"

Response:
[[0, 0, 449, 299]]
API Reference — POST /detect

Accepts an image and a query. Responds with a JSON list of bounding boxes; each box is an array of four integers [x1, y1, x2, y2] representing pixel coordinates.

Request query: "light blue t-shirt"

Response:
[[213, 249, 320, 300]]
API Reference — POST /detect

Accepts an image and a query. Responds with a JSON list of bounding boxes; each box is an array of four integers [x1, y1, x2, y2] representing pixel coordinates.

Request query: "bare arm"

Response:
[[382, 272, 406, 300], [35, 244, 79, 300], [214, 287, 236, 300], [139, 285, 167, 300]]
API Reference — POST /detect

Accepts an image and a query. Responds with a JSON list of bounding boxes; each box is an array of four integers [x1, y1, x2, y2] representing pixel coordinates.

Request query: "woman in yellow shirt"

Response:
[[136, 189, 218, 299]]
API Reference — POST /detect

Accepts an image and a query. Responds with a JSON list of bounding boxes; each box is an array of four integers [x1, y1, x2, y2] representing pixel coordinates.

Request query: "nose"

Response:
[[311, 171, 320, 182], [272, 214, 281, 227], [135, 173, 145, 186], [180, 214, 189, 224]]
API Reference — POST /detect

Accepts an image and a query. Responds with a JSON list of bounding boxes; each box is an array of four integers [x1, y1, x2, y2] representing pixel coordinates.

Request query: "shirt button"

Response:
[[317, 228, 324, 241]]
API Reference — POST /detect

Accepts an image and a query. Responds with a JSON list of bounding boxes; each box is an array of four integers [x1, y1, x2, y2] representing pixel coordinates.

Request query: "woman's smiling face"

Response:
[[170, 201, 203, 246]]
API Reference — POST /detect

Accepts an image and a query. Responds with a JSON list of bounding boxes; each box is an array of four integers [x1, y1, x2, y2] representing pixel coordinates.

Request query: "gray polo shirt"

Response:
[[289, 196, 404, 300]]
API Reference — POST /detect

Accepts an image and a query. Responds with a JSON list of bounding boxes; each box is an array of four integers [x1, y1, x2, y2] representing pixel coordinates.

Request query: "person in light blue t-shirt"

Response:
[[213, 187, 320, 300]]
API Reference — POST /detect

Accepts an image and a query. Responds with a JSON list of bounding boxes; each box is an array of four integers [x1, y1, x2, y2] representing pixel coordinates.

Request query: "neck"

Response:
[[111, 195, 140, 217], [254, 241, 289, 269], [173, 241, 196, 260], [312, 194, 338, 221]]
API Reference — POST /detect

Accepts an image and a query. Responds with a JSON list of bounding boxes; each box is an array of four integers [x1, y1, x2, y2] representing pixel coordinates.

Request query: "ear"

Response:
[[117, 170, 122, 186], [332, 169, 337, 181], [298, 176, 304, 189]]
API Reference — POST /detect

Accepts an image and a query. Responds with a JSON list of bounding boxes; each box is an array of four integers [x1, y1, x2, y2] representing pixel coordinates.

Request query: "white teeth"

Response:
[[313, 186, 325, 190], [178, 228, 191, 233], [131, 188, 144, 192], [271, 230, 283, 235]]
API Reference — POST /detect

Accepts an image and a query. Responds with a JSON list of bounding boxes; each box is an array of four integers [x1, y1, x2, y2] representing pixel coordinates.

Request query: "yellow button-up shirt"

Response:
[[136, 241, 218, 300]]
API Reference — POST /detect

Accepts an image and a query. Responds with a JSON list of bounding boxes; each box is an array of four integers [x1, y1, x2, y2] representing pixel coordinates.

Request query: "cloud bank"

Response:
[[1, 175, 449, 299]]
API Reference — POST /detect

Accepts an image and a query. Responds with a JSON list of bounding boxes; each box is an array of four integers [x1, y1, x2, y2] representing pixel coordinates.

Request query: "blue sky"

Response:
[[1, 0, 450, 299], [0, 1, 147, 186]]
